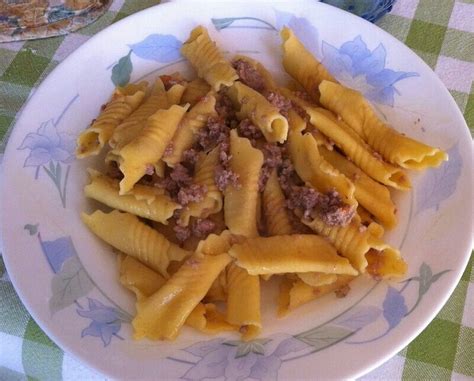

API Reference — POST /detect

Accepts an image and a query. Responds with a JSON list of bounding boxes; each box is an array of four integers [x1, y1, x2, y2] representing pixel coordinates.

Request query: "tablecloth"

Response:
[[0, 0, 473, 380]]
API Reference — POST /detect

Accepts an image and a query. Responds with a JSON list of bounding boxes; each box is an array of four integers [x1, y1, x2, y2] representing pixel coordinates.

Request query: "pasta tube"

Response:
[[132, 252, 231, 340], [319, 81, 447, 169]]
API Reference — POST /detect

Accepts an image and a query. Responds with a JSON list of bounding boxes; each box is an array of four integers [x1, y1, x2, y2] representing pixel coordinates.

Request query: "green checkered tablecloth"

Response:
[[0, 0, 472, 380]]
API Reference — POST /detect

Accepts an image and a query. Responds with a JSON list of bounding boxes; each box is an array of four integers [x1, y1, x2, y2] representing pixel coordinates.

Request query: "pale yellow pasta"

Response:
[[154, 160, 166, 178], [226, 263, 261, 341], [117, 104, 189, 194], [319, 81, 447, 169], [303, 216, 406, 276], [224, 130, 264, 237], [205, 270, 227, 302], [81, 210, 191, 277], [178, 148, 222, 226], [355, 207, 385, 239], [288, 117, 357, 208], [181, 78, 212, 106], [185, 303, 236, 334], [280, 27, 336, 100], [297, 272, 337, 288], [76, 82, 146, 157], [262, 169, 293, 236], [132, 253, 231, 340], [84, 169, 179, 224], [320, 146, 397, 229], [118, 254, 167, 301], [230, 235, 357, 276], [109, 80, 185, 149], [228, 82, 288, 143], [366, 248, 408, 278], [181, 26, 238, 91], [278, 275, 354, 317], [196, 230, 233, 256], [163, 93, 217, 167], [299, 104, 410, 190]]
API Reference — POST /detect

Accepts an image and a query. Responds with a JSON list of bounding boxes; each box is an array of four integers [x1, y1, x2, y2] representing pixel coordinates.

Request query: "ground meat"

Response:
[[214, 141, 240, 191], [259, 143, 283, 191], [232, 59, 266, 92], [169, 164, 193, 186], [287, 186, 355, 226], [335, 284, 351, 298], [316, 190, 356, 227], [373, 151, 383, 161], [215, 91, 236, 121], [173, 224, 191, 242], [106, 162, 123, 180], [177, 184, 207, 206], [287, 186, 323, 219], [163, 142, 174, 157], [156, 163, 193, 196], [182, 148, 199, 167], [278, 158, 301, 192], [266, 92, 292, 117], [197, 116, 229, 151], [294, 90, 313, 103], [192, 218, 216, 238], [215, 165, 240, 192], [237, 119, 263, 142], [144, 163, 155, 176]]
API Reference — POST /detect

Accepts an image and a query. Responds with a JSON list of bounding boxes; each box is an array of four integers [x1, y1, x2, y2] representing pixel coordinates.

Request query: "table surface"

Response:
[[0, 0, 473, 380]]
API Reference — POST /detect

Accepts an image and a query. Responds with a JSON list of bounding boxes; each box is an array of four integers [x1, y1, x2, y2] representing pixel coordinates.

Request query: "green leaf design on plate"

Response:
[[49, 255, 94, 314], [111, 50, 133, 87], [24, 224, 39, 235], [295, 325, 353, 350]]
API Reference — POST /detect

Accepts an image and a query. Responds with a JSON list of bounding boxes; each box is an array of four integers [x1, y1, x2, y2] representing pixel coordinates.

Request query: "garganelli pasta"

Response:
[[76, 25, 446, 341]]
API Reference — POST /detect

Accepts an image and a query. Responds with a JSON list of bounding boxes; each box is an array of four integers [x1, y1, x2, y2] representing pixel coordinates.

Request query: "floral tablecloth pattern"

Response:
[[0, 0, 473, 380]]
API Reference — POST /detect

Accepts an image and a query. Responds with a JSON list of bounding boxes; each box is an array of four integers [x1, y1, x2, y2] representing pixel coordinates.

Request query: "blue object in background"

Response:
[[321, 0, 396, 22]]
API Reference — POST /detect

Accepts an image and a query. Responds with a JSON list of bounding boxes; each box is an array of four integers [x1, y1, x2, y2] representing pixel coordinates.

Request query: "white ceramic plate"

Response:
[[1, 1, 472, 379]]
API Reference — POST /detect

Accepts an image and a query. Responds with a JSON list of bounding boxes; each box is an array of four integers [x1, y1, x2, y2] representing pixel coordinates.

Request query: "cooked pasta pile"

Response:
[[76, 25, 447, 341]]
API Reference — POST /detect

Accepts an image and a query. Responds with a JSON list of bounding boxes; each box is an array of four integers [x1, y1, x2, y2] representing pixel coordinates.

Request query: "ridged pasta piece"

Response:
[[132, 252, 231, 340], [109, 80, 185, 150], [181, 78, 212, 106], [288, 118, 357, 208], [299, 103, 410, 190], [163, 93, 217, 167], [303, 216, 406, 276], [320, 146, 397, 229], [232, 54, 278, 91], [224, 130, 264, 237], [186, 303, 236, 334], [205, 269, 228, 302], [366, 248, 408, 278], [297, 272, 337, 288], [76, 82, 146, 157], [229, 235, 357, 276], [226, 263, 261, 341], [118, 254, 167, 301], [355, 206, 385, 238], [280, 27, 336, 101], [81, 210, 191, 277], [181, 26, 238, 91], [196, 230, 233, 256], [263, 169, 293, 236], [117, 104, 189, 194], [228, 82, 288, 143], [178, 148, 222, 226], [84, 169, 179, 224], [278, 275, 354, 317], [319, 81, 447, 169]]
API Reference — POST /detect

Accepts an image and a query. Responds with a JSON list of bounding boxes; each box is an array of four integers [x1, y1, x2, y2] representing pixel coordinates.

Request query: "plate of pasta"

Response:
[[1, 1, 472, 379]]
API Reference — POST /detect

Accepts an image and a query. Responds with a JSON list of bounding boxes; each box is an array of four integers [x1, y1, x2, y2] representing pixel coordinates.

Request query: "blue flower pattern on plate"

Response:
[[17, 95, 78, 207], [77, 298, 126, 347], [322, 36, 418, 106]]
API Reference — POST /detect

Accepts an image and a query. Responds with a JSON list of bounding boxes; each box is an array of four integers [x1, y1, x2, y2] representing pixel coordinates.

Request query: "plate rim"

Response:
[[1, 1, 473, 379]]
